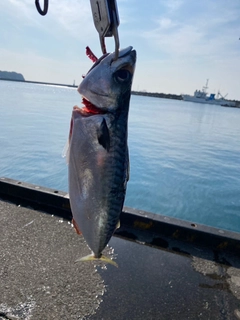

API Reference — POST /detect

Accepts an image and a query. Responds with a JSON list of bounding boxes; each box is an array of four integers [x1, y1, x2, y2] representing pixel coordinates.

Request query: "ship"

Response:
[[182, 79, 236, 107]]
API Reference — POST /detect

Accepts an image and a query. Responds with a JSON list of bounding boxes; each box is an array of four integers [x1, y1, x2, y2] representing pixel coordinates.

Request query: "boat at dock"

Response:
[[182, 79, 236, 107]]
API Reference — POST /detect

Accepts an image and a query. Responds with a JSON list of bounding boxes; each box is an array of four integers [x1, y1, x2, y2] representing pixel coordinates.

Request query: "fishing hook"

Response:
[[35, 0, 49, 16]]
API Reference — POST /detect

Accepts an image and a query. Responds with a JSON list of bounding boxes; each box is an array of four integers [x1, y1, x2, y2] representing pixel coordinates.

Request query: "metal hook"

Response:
[[112, 10, 119, 60], [99, 35, 107, 55], [90, 0, 120, 59], [35, 0, 49, 16]]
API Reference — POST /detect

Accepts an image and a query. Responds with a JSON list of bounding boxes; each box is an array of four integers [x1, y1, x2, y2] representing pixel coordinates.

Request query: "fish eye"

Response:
[[114, 69, 131, 83]]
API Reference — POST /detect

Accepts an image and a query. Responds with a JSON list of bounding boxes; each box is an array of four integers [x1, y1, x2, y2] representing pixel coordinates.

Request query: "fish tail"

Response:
[[75, 254, 118, 267]]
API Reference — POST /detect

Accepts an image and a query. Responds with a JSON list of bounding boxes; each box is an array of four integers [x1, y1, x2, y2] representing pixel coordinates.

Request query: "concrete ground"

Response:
[[1, 199, 240, 320]]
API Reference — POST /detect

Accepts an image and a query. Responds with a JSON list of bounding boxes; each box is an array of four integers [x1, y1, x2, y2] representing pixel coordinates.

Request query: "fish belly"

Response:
[[69, 113, 128, 257]]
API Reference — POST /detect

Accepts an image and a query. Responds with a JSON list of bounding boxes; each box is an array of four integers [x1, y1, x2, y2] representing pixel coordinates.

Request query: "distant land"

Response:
[[0, 74, 183, 101], [0, 70, 25, 81], [1, 72, 239, 105], [131, 91, 182, 100]]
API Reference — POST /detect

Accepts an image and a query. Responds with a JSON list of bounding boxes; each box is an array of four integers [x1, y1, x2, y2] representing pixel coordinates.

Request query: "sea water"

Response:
[[1, 81, 240, 232]]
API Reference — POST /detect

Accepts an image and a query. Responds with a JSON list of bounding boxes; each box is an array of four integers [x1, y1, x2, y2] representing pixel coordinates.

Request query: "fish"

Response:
[[68, 46, 136, 266]]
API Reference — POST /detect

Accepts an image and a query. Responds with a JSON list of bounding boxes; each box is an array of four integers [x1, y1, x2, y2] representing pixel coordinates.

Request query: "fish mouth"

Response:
[[74, 97, 106, 117]]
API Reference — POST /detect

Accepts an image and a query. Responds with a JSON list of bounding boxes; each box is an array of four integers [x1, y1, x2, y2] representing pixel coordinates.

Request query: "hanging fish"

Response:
[[67, 46, 136, 266]]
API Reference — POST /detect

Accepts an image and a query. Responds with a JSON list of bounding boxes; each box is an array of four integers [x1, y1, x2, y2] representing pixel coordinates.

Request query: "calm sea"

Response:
[[1, 81, 240, 232]]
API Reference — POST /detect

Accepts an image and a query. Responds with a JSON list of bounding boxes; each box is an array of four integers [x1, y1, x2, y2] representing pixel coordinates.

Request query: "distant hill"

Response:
[[0, 71, 25, 81], [132, 90, 183, 100]]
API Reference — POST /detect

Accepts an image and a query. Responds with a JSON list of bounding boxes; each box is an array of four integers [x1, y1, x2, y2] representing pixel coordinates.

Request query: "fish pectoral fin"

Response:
[[115, 220, 121, 230], [72, 218, 82, 235], [75, 254, 118, 267], [97, 118, 110, 151], [62, 138, 70, 164]]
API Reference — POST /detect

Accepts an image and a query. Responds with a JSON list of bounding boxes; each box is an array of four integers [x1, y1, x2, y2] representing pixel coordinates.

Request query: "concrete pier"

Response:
[[1, 177, 240, 320]]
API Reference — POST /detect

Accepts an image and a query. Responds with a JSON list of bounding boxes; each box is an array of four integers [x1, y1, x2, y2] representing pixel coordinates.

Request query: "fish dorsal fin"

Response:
[[97, 118, 110, 151]]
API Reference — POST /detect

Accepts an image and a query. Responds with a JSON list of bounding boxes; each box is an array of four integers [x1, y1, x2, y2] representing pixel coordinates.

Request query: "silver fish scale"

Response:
[[69, 110, 129, 258], [96, 113, 129, 247], [69, 47, 136, 261]]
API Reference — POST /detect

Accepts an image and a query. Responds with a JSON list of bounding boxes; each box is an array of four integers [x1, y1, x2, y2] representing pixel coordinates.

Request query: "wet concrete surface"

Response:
[[1, 198, 240, 320], [91, 237, 240, 320], [0, 200, 105, 320]]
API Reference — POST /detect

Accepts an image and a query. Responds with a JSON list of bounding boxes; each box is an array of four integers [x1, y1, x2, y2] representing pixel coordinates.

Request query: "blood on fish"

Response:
[[86, 46, 98, 63], [72, 100, 105, 118], [81, 98, 105, 115], [69, 117, 73, 140], [72, 218, 82, 235]]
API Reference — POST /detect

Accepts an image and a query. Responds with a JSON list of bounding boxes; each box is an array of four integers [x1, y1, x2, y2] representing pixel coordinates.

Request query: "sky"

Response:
[[1, 0, 240, 100]]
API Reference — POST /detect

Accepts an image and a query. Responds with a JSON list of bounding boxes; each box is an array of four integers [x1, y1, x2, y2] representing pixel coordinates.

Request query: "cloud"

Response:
[[163, 0, 183, 12], [157, 18, 176, 29], [141, 0, 239, 61], [4, 0, 95, 40], [0, 47, 90, 84], [3, 0, 40, 26], [142, 22, 203, 58], [49, 0, 94, 39]]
